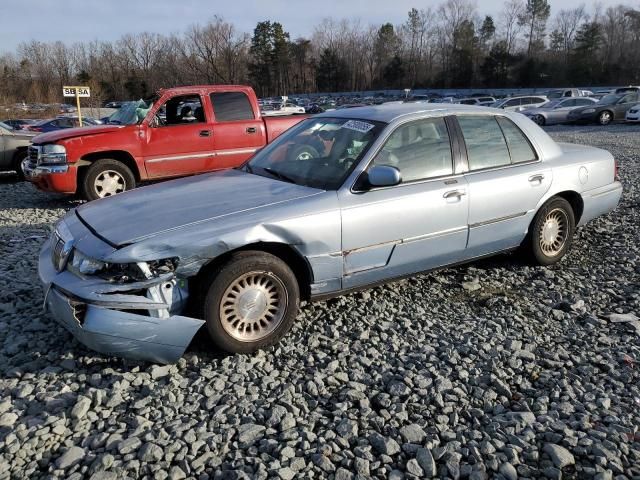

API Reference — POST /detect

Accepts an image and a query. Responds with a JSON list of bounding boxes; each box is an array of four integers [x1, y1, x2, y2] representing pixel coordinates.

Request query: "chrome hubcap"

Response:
[[220, 271, 287, 342], [297, 151, 313, 160], [94, 170, 126, 197], [539, 208, 568, 256]]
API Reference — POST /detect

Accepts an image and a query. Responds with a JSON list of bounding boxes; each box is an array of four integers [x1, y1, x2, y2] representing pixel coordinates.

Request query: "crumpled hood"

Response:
[[32, 124, 126, 144], [76, 170, 323, 246]]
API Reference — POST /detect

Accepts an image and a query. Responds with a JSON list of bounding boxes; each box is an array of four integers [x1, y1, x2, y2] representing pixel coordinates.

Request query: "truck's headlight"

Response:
[[582, 108, 596, 114], [40, 144, 67, 164]]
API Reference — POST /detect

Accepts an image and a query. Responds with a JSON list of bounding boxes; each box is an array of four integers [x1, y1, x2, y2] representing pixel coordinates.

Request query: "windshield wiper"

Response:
[[262, 167, 296, 184]]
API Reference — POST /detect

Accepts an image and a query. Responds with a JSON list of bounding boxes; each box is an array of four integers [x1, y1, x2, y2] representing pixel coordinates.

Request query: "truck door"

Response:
[[142, 93, 215, 178], [205, 91, 265, 170]]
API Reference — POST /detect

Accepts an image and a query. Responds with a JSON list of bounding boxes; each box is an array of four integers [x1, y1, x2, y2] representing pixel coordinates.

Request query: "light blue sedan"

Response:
[[39, 104, 623, 363]]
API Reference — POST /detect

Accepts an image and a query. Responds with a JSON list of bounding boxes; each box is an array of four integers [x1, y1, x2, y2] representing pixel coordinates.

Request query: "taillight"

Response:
[[614, 159, 620, 181]]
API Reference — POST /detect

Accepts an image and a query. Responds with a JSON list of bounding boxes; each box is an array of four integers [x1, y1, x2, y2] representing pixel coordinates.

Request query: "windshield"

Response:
[[0, 121, 13, 131], [598, 94, 622, 105], [106, 99, 155, 125], [244, 117, 385, 190]]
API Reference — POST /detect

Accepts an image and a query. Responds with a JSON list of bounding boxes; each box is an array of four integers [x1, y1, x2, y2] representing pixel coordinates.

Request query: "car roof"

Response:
[[315, 103, 506, 123]]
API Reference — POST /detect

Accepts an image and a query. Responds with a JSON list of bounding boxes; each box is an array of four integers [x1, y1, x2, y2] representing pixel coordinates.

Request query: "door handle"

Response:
[[528, 174, 545, 183], [199, 130, 212, 137], [443, 189, 466, 199], [246, 127, 257, 134]]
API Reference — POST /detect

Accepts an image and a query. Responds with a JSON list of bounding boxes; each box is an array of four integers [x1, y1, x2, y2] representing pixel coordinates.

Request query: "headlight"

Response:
[[68, 252, 178, 283], [39, 144, 67, 164], [70, 249, 107, 275], [582, 108, 596, 114]]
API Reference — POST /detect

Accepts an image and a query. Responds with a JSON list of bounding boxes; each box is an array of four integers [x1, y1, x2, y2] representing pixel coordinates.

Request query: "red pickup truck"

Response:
[[23, 85, 306, 200]]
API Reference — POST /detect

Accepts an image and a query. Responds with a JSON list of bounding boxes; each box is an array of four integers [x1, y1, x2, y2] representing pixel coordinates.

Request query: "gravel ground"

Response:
[[0, 124, 638, 479]]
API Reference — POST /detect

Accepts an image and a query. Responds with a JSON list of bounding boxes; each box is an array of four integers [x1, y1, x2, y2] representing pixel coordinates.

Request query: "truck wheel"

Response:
[[12, 150, 28, 180], [598, 110, 613, 125], [81, 159, 135, 201], [525, 197, 575, 266], [289, 144, 320, 161], [202, 251, 300, 354]]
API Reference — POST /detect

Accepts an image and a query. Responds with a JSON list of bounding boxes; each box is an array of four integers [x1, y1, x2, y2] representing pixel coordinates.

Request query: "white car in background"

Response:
[[262, 101, 306, 116], [625, 104, 640, 122], [491, 95, 548, 112]]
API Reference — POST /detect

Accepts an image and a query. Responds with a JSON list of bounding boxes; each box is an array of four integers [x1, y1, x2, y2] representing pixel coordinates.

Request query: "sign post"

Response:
[[62, 86, 91, 127]]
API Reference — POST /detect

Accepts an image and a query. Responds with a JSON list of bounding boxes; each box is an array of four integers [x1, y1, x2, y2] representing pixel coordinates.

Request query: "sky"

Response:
[[0, 0, 636, 53]]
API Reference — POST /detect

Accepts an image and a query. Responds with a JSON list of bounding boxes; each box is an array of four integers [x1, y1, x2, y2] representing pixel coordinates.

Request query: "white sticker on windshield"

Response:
[[341, 120, 375, 133]]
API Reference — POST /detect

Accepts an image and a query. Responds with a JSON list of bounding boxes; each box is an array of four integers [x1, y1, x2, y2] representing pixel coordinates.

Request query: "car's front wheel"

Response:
[[526, 197, 575, 265], [598, 110, 613, 126], [80, 159, 136, 201], [533, 114, 546, 126], [203, 251, 300, 353]]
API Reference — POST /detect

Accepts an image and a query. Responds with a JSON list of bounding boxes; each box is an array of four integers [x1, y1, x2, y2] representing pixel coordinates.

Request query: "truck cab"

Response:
[[23, 85, 306, 200]]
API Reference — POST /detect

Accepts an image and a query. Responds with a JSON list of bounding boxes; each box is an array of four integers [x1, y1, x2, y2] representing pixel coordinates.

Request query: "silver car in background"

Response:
[[38, 104, 623, 363], [523, 97, 598, 126]]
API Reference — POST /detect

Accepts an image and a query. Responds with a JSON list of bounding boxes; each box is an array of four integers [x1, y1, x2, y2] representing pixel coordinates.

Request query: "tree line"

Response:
[[1, 0, 640, 106]]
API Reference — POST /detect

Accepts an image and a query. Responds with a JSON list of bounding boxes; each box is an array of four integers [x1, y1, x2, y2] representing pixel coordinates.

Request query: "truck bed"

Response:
[[264, 115, 307, 143]]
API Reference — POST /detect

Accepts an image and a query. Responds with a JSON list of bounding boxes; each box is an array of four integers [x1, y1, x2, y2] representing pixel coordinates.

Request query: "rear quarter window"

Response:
[[497, 117, 538, 163], [210, 92, 255, 122]]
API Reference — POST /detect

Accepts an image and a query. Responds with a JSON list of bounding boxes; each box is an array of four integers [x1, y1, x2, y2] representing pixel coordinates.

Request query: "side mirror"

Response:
[[367, 165, 401, 188]]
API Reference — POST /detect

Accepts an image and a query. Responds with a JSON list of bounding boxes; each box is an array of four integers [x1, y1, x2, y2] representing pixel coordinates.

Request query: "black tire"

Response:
[[598, 110, 613, 126], [288, 144, 320, 162], [525, 197, 576, 266], [203, 251, 300, 354], [12, 150, 28, 180], [533, 114, 546, 126], [80, 159, 136, 201]]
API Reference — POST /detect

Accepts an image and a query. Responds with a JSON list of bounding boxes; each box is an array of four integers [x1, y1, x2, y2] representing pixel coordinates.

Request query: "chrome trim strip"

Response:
[[469, 211, 528, 229], [403, 226, 468, 243], [146, 152, 215, 164], [589, 183, 622, 198], [217, 148, 258, 156], [343, 225, 468, 256], [146, 147, 258, 164]]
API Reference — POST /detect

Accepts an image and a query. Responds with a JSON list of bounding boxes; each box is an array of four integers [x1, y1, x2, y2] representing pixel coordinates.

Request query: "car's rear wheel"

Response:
[[80, 159, 135, 201], [533, 114, 546, 126], [203, 251, 300, 353], [598, 110, 613, 126], [526, 197, 575, 265]]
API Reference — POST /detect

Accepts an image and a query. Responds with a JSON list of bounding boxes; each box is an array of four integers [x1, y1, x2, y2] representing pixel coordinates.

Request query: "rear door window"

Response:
[[496, 117, 537, 163], [457, 115, 511, 170], [210, 92, 255, 122]]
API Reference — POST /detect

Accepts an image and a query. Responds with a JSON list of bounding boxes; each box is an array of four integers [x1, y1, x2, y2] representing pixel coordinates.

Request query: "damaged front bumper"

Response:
[[39, 237, 204, 364]]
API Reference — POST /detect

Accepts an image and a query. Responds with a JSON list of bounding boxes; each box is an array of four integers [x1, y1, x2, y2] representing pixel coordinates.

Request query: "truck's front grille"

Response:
[[28, 146, 39, 161]]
